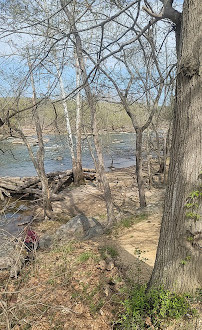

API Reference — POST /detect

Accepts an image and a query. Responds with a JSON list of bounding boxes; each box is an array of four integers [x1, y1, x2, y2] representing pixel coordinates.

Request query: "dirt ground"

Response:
[[36, 166, 165, 284]]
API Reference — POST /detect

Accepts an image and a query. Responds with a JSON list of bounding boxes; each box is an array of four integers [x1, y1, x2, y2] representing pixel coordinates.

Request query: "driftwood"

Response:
[[0, 168, 96, 200]]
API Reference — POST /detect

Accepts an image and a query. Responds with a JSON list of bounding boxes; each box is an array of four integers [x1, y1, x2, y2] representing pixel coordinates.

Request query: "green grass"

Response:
[[118, 213, 148, 229], [77, 251, 98, 263], [51, 242, 75, 254], [100, 246, 119, 259]]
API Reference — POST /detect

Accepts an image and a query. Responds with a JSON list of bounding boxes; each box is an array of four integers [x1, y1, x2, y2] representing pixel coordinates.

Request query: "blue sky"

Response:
[[0, 0, 183, 99]]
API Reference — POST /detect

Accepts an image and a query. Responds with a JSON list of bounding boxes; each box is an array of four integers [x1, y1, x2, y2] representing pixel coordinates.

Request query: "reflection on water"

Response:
[[0, 133, 136, 177]]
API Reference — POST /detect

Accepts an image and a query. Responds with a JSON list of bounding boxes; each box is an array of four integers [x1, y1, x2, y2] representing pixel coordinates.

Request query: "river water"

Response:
[[0, 133, 137, 177]]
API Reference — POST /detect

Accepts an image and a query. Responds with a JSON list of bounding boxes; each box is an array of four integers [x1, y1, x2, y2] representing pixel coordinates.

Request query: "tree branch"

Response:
[[143, 0, 181, 25]]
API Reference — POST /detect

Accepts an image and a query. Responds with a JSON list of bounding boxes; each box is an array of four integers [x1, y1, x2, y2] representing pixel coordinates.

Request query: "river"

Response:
[[0, 132, 137, 177]]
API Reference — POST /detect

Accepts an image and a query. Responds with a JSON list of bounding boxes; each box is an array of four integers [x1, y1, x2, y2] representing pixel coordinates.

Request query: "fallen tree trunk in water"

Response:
[[0, 168, 96, 200]]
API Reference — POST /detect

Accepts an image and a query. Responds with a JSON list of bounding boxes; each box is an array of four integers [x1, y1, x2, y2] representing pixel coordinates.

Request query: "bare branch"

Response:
[[143, 6, 163, 19], [143, 0, 181, 25]]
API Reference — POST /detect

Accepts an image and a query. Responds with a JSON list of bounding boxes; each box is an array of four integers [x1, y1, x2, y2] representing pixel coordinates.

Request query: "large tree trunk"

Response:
[[149, 0, 202, 293]]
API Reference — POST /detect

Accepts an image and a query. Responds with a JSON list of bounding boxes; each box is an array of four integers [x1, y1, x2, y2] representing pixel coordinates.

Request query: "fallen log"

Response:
[[0, 168, 96, 199], [0, 177, 40, 192], [53, 172, 73, 194], [83, 172, 96, 181]]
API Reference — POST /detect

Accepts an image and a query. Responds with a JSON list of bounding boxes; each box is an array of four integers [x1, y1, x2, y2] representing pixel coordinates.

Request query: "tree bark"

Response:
[[135, 128, 147, 207], [149, 0, 202, 293]]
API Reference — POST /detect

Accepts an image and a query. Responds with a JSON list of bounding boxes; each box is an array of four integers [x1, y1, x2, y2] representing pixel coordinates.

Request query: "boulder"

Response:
[[39, 234, 52, 249], [0, 235, 27, 278], [55, 214, 104, 241]]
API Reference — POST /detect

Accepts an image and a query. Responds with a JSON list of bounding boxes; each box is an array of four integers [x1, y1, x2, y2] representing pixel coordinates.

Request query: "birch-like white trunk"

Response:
[[74, 54, 84, 184], [55, 61, 76, 165]]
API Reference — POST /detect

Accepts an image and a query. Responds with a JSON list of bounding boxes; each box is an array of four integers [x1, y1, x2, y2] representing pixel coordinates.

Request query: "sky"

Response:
[[0, 0, 184, 100]]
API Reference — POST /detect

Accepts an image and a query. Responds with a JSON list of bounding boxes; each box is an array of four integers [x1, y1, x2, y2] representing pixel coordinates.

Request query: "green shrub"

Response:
[[117, 285, 196, 329]]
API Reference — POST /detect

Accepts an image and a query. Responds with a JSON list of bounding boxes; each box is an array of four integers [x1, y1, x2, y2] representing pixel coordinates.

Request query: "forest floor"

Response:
[[0, 167, 201, 329], [36, 166, 164, 278]]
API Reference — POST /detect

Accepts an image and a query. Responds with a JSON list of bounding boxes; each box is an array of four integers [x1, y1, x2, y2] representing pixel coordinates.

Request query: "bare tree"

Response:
[[74, 53, 84, 184], [60, 0, 116, 226], [90, 35, 168, 207], [54, 52, 84, 184], [27, 52, 52, 218]]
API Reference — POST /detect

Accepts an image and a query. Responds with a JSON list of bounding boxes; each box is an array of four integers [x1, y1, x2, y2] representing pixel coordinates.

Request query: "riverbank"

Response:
[[1, 166, 201, 329], [0, 125, 135, 141], [0, 166, 163, 325], [1, 165, 201, 329], [0, 162, 165, 264]]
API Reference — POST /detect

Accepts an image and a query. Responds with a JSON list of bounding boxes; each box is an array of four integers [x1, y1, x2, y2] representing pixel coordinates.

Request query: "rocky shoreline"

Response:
[[0, 214, 105, 278], [0, 164, 165, 279]]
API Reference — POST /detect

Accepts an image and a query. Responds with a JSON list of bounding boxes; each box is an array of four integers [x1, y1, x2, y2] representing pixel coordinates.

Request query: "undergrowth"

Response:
[[100, 246, 119, 259], [116, 284, 197, 329]]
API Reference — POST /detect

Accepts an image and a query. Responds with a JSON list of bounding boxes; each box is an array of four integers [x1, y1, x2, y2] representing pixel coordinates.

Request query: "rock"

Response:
[[73, 303, 85, 314], [0, 256, 13, 270], [0, 235, 28, 277], [97, 260, 115, 271], [10, 256, 25, 279], [104, 286, 110, 296], [106, 260, 114, 271], [39, 234, 52, 249], [55, 214, 104, 241], [145, 316, 154, 329], [55, 156, 63, 161], [100, 309, 104, 316]]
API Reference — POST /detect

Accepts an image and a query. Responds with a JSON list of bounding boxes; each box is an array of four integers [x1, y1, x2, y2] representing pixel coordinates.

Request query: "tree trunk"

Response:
[[152, 123, 162, 167], [55, 60, 76, 162], [163, 126, 171, 184], [27, 55, 52, 218], [60, 0, 116, 226], [149, 0, 202, 293], [77, 57, 115, 226], [135, 128, 147, 208], [145, 130, 152, 190], [74, 53, 84, 185]]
